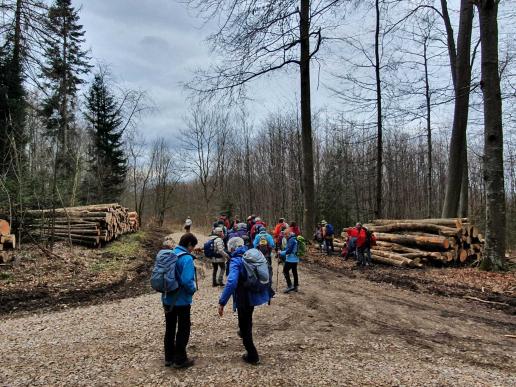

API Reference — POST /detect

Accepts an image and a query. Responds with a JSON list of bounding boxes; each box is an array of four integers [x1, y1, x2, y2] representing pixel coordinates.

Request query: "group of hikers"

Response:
[[151, 214, 376, 369]]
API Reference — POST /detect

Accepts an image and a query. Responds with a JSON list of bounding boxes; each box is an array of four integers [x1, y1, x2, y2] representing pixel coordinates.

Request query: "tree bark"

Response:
[[477, 0, 506, 271], [423, 37, 432, 218], [374, 0, 383, 219], [300, 0, 316, 234], [441, 0, 473, 217]]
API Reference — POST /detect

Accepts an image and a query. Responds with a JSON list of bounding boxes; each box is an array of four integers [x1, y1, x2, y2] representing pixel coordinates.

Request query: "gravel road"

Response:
[[1, 234, 515, 386]]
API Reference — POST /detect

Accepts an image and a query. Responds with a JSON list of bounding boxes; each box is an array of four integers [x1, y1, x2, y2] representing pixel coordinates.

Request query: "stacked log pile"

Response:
[[0, 219, 16, 263], [25, 204, 138, 247], [361, 218, 484, 268]]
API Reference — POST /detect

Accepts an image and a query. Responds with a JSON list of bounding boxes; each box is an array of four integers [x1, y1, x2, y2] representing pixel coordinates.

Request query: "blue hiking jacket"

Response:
[[280, 235, 299, 263], [162, 246, 196, 307], [219, 247, 271, 310], [252, 232, 275, 249]]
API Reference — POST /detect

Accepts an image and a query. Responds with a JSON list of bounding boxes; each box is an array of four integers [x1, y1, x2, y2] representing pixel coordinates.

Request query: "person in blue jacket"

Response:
[[252, 225, 275, 264], [218, 237, 272, 365], [162, 233, 198, 369], [280, 228, 299, 293]]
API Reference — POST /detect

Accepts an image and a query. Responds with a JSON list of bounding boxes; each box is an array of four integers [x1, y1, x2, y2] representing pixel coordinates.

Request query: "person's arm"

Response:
[[180, 255, 196, 295], [219, 259, 240, 307]]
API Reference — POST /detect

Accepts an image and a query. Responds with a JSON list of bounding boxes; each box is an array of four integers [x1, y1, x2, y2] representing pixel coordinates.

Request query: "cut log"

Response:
[[374, 233, 450, 250], [371, 218, 467, 228], [0, 219, 10, 235], [371, 249, 421, 268], [364, 222, 459, 237], [371, 254, 408, 267]]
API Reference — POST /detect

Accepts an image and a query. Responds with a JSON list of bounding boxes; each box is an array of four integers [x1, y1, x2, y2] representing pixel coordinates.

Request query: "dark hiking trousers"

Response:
[[212, 262, 226, 285], [238, 305, 259, 362], [283, 262, 299, 288], [164, 304, 191, 365], [324, 238, 334, 255]]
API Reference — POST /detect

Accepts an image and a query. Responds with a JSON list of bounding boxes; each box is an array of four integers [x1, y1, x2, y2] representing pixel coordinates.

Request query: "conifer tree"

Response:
[[40, 0, 90, 185], [83, 70, 127, 203]]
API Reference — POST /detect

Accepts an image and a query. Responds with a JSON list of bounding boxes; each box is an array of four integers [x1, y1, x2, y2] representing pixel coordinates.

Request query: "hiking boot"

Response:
[[292, 286, 299, 292], [172, 358, 195, 369], [283, 287, 294, 294], [164, 360, 173, 367], [242, 354, 260, 365]]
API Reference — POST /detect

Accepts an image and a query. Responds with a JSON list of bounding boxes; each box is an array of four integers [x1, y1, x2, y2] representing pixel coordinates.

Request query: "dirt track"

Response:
[[1, 233, 515, 386]]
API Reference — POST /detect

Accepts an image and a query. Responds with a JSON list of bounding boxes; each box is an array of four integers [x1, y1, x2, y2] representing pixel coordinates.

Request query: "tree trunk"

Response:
[[300, 0, 316, 234], [459, 150, 469, 217], [374, 0, 383, 219], [477, 0, 506, 271], [423, 38, 432, 218], [441, 0, 473, 217]]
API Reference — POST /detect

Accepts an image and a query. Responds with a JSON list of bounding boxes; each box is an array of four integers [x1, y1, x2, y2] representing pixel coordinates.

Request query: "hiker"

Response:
[[321, 220, 335, 255], [313, 223, 324, 252], [184, 217, 192, 232], [206, 227, 229, 286], [160, 233, 198, 369], [345, 223, 367, 264], [289, 221, 301, 237], [218, 237, 273, 365], [250, 217, 266, 242], [273, 218, 288, 252], [360, 226, 376, 267], [253, 225, 275, 265], [280, 228, 299, 293], [246, 215, 256, 232]]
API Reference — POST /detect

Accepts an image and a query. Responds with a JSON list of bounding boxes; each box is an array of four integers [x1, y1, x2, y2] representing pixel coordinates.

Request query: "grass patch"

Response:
[[104, 231, 147, 257], [0, 272, 12, 282], [89, 232, 147, 274]]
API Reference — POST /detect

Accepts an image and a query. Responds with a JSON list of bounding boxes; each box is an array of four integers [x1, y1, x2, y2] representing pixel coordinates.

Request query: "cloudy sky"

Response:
[[75, 0, 333, 141]]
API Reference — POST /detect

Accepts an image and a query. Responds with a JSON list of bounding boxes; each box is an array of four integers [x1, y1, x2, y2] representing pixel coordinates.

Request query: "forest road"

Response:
[[1, 231, 515, 386]]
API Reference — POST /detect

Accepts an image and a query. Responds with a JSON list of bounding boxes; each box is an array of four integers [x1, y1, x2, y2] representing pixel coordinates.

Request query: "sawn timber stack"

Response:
[[25, 204, 138, 247]]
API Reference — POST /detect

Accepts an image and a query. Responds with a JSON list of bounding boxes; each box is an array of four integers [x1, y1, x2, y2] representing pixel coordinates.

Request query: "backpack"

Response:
[[241, 249, 270, 292], [258, 235, 272, 256], [203, 239, 216, 258], [150, 249, 187, 293], [325, 224, 334, 236], [296, 235, 307, 257]]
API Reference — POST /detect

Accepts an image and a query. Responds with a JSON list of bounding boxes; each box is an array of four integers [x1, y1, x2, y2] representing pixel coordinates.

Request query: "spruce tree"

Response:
[[0, 1, 27, 173], [83, 70, 127, 203], [40, 0, 91, 184]]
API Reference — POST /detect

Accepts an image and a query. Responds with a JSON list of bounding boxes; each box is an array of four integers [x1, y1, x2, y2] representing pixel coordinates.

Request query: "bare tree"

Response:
[[475, 0, 506, 270], [181, 101, 230, 219], [184, 0, 346, 233]]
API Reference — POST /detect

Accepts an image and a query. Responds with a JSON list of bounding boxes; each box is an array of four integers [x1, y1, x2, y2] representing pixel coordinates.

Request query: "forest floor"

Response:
[[1, 230, 515, 386]]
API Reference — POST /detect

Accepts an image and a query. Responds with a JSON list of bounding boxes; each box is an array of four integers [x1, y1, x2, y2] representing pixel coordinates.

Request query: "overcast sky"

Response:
[[75, 0, 333, 142]]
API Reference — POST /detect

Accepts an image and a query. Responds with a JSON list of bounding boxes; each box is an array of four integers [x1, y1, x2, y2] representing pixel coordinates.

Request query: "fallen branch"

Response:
[[463, 296, 509, 306]]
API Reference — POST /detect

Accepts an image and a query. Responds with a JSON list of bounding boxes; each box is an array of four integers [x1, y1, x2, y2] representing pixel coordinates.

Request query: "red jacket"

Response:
[[290, 225, 301, 237], [348, 227, 367, 248], [250, 221, 266, 240], [273, 222, 288, 242]]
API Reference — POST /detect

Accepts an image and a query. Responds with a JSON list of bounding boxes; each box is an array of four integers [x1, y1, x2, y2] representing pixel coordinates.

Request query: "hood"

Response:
[[231, 245, 248, 258]]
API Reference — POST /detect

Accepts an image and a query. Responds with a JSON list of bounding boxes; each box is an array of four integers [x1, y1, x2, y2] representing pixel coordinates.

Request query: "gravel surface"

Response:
[[1, 235, 515, 386]]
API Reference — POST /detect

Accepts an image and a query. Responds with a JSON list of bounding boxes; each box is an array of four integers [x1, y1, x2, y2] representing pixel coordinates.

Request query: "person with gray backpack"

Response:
[[218, 237, 273, 365], [151, 233, 198, 369]]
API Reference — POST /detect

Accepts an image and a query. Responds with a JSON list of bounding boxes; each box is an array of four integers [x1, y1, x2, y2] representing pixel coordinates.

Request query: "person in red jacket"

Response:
[[250, 217, 266, 241], [289, 221, 301, 237], [344, 223, 366, 261], [273, 218, 288, 252]]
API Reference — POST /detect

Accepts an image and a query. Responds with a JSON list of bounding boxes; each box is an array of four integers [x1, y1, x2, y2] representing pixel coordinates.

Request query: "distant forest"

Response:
[[0, 1, 514, 268]]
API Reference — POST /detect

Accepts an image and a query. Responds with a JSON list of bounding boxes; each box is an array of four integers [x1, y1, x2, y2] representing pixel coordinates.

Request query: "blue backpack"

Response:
[[204, 239, 216, 258], [326, 224, 334, 236], [150, 249, 187, 293]]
